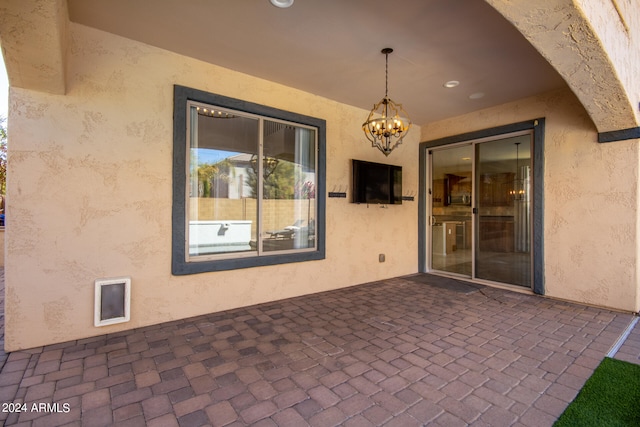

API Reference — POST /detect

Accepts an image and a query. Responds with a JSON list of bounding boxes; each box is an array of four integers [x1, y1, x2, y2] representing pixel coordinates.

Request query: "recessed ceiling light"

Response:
[[270, 0, 294, 8], [443, 80, 460, 88], [469, 92, 485, 99]]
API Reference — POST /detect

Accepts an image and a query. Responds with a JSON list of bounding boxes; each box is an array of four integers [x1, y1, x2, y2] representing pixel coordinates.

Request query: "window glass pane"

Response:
[[476, 135, 532, 287], [188, 104, 259, 257], [262, 121, 316, 252]]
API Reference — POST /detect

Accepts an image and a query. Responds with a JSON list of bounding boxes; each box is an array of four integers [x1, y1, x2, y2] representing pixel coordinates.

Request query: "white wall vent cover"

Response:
[[94, 277, 131, 327]]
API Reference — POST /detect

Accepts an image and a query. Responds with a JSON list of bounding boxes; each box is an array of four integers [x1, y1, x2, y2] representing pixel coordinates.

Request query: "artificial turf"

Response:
[[554, 357, 640, 426]]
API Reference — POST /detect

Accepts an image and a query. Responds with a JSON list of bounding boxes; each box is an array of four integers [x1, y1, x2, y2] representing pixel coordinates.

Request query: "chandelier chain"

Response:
[[385, 51, 389, 98]]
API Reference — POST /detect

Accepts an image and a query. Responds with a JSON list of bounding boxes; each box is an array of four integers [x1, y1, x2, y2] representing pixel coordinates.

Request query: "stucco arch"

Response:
[[0, 0, 68, 95], [485, 0, 640, 137]]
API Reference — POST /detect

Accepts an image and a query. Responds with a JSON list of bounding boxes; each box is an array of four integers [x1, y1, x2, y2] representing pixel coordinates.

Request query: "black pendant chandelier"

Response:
[[362, 48, 412, 156]]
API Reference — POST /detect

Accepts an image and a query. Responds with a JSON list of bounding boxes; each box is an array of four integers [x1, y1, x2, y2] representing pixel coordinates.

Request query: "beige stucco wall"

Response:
[[486, 0, 640, 133], [575, 0, 640, 125], [421, 89, 640, 313], [4, 23, 420, 351]]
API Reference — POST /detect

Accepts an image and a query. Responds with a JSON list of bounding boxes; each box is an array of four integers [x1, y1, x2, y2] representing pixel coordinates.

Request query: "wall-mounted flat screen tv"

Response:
[[352, 159, 402, 205]]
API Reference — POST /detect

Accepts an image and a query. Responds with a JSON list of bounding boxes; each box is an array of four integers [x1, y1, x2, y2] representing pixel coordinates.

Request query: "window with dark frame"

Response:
[[172, 86, 326, 274]]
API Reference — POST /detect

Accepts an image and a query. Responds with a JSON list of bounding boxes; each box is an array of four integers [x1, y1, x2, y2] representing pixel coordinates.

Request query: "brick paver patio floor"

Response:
[[0, 271, 638, 426]]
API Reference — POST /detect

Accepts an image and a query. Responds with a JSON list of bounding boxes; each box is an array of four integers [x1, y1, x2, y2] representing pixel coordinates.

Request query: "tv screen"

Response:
[[352, 159, 402, 205]]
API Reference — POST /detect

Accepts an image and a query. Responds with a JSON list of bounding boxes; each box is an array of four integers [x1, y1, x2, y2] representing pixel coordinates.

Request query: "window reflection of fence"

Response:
[[189, 197, 316, 235]]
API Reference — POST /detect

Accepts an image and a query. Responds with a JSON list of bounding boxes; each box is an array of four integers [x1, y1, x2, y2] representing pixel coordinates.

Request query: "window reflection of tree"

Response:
[[196, 159, 234, 198]]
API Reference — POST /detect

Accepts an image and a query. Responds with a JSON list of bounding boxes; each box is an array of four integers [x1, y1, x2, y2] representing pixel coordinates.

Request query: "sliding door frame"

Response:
[[419, 118, 545, 295]]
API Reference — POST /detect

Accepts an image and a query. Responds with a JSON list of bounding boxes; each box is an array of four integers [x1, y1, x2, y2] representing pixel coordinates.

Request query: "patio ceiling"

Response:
[[66, 0, 567, 126]]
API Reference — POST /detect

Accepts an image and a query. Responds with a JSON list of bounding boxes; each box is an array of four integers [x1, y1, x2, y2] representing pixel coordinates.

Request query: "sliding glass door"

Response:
[[475, 135, 531, 287], [430, 144, 473, 277], [429, 132, 532, 288]]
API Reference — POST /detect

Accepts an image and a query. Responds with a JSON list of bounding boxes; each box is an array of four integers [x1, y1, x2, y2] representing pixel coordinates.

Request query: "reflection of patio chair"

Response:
[[266, 219, 309, 240], [266, 220, 299, 240], [284, 219, 305, 232], [264, 219, 315, 251], [266, 229, 294, 240]]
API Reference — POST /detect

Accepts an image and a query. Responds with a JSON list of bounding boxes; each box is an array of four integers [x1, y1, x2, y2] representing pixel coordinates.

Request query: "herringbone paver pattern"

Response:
[[0, 273, 636, 426]]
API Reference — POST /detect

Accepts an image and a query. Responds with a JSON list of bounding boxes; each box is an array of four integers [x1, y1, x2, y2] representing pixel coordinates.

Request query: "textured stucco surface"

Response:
[[575, 0, 640, 125], [486, 0, 640, 132], [0, 0, 68, 94], [4, 23, 420, 351], [421, 88, 640, 313]]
